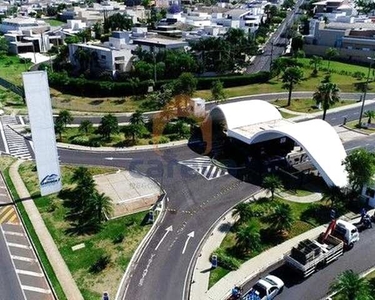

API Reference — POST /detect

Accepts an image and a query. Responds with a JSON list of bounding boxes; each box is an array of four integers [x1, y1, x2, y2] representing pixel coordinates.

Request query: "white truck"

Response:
[[285, 219, 359, 278]]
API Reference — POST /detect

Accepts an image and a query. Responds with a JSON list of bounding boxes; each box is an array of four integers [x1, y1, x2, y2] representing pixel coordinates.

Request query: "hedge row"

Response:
[[48, 71, 271, 97]]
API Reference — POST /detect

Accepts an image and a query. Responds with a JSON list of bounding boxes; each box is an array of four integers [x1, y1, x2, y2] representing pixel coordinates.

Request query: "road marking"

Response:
[[346, 146, 360, 151], [7, 242, 31, 249], [3, 231, 24, 237], [16, 269, 44, 277], [18, 116, 25, 126], [0, 227, 27, 299], [155, 225, 173, 251], [11, 255, 37, 262], [0, 207, 14, 223], [21, 285, 51, 294], [7, 214, 18, 224], [104, 157, 133, 161], [138, 253, 155, 287], [182, 231, 195, 255], [0, 119, 9, 153]]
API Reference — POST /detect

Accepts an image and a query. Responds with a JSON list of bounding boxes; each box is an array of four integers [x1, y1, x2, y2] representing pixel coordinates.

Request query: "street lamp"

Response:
[[358, 56, 375, 127]]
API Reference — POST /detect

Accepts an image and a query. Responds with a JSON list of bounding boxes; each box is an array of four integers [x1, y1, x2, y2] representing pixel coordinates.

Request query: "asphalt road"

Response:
[[241, 225, 375, 300], [58, 144, 261, 300], [0, 227, 25, 300]]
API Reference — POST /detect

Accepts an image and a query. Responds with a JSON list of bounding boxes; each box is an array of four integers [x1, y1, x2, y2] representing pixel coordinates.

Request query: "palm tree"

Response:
[[326, 47, 339, 72], [268, 203, 294, 234], [99, 114, 119, 140], [313, 82, 340, 120], [93, 192, 113, 223], [232, 202, 253, 225], [235, 221, 261, 254], [58, 110, 73, 127], [130, 110, 145, 126], [79, 120, 93, 135], [73, 47, 90, 72], [54, 118, 65, 140], [123, 124, 144, 143], [329, 270, 373, 300], [309, 55, 322, 75], [282, 67, 304, 106], [364, 110, 375, 124], [263, 174, 283, 201]]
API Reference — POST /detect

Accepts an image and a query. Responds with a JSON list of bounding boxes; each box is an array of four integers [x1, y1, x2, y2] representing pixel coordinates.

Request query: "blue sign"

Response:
[[211, 255, 218, 268]]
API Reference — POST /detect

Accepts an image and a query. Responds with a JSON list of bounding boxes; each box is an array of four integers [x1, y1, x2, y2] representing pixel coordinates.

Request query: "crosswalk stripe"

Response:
[[4, 231, 24, 237], [178, 157, 229, 180], [11, 255, 37, 262], [8, 214, 18, 224]]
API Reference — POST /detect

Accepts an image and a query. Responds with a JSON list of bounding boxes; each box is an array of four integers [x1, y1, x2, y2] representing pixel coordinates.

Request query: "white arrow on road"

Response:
[[104, 157, 133, 161], [155, 226, 173, 251], [182, 231, 195, 254]]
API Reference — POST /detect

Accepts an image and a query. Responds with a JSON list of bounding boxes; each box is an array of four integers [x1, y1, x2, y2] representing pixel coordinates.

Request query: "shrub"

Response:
[[113, 233, 125, 244], [212, 247, 241, 270], [157, 136, 170, 144], [70, 135, 90, 146], [89, 254, 111, 273]]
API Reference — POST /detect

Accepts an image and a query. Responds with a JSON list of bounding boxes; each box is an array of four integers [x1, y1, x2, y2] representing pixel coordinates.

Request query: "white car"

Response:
[[248, 275, 284, 300]]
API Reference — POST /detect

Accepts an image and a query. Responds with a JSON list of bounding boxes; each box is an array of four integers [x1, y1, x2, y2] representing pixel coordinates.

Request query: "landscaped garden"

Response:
[[16, 162, 153, 299]]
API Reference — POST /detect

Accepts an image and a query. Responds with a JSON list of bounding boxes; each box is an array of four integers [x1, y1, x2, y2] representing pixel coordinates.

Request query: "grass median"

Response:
[[18, 162, 153, 299]]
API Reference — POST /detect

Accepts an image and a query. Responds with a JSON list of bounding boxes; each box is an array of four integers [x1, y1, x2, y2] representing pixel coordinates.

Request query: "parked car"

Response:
[[246, 275, 284, 300]]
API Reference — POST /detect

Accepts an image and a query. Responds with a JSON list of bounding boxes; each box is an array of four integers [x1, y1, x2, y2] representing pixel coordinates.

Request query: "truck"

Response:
[[285, 219, 359, 278]]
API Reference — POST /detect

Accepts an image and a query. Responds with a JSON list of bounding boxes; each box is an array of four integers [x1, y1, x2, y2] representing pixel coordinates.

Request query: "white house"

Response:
[[0, 16, 50, 34], [68, 31, 136, 75]]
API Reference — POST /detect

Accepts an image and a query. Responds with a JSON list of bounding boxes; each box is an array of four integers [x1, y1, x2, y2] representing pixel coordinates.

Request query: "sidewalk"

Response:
[[190, 191, 367, 300], [9, 160, 83, 300]]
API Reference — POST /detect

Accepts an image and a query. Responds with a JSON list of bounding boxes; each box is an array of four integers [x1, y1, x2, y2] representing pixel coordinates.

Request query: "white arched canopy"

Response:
[[209, 100, 348, 187]]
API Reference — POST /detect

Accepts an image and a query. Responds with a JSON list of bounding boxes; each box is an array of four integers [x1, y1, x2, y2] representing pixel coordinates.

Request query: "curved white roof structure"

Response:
[[210, 100, 283, 130], [209, 100, 348, 187]]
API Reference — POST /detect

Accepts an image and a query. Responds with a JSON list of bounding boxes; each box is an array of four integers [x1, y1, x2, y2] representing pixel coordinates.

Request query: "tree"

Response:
[[173, 72, 197, 96], [326, 47, 339, 72], [130, 110, 145, 125], [58, 110, 73, 127], [98, 114, 119, 140], [211, 80, 226, 103], [291, 36, 304, 54], [322, 185, 346, 208], [79, 120, 93, 134], [0, 37, 9, 56], [329, 270, 373, 300], [103, 13, 133, 33], [268, 203, 294, 234], [313, 82, 340, 120], [123, 124, 145, 143], [232, 202, 253, 225], [54, 118, 65, 140], [235, 221, 261, 254], [343, 148, 375, 192], [364, 110, 375, 124], [310, 55, 322, 75], [70, 167, 96, 215], [92, 192, 113, 224], [263, 174, 283, 201], [173, 120, 189, 139], [282, 67, 304, 106], [73, 47, 90, 72], [93, 22, 103, 40]]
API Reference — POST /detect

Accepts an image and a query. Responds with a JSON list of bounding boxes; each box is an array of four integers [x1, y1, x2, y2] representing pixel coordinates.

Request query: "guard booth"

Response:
[[189, 98, 206, 118]]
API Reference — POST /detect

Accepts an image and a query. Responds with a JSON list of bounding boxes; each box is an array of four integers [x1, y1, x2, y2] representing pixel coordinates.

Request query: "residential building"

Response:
[[0, 16, 50, 33], [68, 31, 136, 75], [132, 36, 189, 52]]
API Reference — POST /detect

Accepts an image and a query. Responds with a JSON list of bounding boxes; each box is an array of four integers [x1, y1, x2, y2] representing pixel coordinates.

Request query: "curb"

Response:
[[114, 192, 167, 300], [2, 169, 59, 300], [342, 124, 374, 136], [185, 189, 265, 300]]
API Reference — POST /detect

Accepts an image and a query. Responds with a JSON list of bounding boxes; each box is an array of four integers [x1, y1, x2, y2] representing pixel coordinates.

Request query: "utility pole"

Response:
[[359, 57, 375, 127], [153, 47, 157, 83], [269, 40, 274, 71]]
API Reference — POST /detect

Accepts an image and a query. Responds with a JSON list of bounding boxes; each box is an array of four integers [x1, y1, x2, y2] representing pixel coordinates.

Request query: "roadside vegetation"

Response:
[[18, 162, 152, 299], [210, 148, 375, 288], [55, 109, 194, 147]]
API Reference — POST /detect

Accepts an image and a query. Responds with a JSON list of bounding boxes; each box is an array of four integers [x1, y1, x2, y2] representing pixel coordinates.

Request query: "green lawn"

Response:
[[345, 120, 375, 135], [44, 18, 66, 27], [271, 98, 356, 114], [0, 55, 32, 85], [18, 162, 152, 299], [209, 198, 332, 288]]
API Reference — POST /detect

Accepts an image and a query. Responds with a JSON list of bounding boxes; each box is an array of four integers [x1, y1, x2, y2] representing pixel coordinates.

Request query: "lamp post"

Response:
[[359, 56, 375, 127], [270, 39, 274, 71]]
